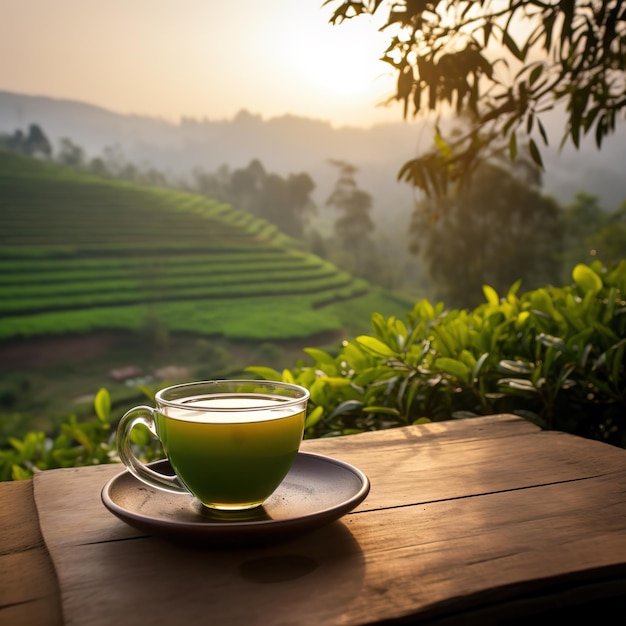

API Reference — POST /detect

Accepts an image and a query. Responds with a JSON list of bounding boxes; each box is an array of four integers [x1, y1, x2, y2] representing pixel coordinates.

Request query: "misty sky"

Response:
[[1, 0, 401, 128]]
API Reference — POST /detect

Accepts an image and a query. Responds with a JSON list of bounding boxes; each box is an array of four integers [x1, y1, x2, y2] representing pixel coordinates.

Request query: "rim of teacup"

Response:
[[154, 379, 310, 411]]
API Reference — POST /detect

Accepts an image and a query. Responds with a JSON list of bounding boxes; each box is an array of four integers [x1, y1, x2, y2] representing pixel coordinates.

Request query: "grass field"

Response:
[[0, 151, 415, 436]]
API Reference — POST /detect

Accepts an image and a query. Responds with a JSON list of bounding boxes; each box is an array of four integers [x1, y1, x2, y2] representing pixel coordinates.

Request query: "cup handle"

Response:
[[116, 405, 187, 494]]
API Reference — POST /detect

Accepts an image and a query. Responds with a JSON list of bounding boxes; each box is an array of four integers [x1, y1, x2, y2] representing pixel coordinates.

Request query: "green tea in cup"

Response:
[[116, 380, 309, 510]]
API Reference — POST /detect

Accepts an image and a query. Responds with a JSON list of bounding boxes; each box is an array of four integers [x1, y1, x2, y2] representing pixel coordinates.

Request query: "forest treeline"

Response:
[[2, 122, 626, 308]]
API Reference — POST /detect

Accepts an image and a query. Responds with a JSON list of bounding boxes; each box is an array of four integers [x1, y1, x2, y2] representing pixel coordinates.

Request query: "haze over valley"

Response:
[[1, 90, 625, 239]]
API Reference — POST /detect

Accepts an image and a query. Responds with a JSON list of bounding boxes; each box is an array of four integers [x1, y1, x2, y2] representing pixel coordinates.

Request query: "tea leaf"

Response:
[[362, 406, 401, 416], [498, 360, 534, 374], [305, 405, 324, 430], [281, 369, 295, 384], [94, 388, 111, 425], [244, 366, 282, 381], [327, 400, 364, 419], [303, 348, 336, 365], [356, 336, 396, 356], [573, 263, 602, 294], [435, 357, 470, 381], [483, 284, 499, 306]]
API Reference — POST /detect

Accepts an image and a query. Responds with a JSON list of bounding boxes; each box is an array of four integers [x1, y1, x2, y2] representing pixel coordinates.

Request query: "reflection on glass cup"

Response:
[[116, 379, 309, 511]]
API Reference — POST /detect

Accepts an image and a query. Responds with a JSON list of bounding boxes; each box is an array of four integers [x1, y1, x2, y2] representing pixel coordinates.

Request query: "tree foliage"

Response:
[[0, 124, 52, 158], [326, 160, 377, 276], [218, 159, 317, 238], [326, 160, 375, 240], [57, 137, 87, 168], [410, 160, 563, 307], [324, 0, 626, 197], [563, 192, 626, 270]]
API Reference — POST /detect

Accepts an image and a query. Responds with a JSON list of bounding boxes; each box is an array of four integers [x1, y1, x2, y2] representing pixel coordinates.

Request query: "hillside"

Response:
[[0, 150, 417, 432], [0, 90, 419, 231], [1, 90, 625, 218], [0, 150, 413, 345]]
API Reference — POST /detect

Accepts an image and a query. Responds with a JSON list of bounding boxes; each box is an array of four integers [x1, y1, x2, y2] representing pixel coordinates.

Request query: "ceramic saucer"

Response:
[[101, 452, 370, 544]]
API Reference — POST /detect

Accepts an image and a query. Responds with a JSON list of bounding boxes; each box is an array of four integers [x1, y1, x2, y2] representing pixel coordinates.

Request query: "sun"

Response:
[[280, 13, 394, 103], [296, 33, 388, 98]]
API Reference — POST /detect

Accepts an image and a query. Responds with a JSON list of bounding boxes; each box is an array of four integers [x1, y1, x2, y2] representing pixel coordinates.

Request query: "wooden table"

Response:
[[3, 414, 626, 626]]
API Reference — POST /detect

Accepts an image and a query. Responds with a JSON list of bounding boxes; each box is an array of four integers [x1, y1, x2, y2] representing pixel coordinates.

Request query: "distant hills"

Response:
[[1, 89, 625, 220]]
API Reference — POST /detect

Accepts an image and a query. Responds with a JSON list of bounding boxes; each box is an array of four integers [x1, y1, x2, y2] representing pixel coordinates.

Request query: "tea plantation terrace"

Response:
[[0, 151, 410, 342]]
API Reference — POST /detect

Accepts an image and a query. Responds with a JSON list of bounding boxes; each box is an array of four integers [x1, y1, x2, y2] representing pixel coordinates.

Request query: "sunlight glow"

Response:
[[0, 0, 402, 127], [287, 24, 389, 99], [267, 8, 397, 125]]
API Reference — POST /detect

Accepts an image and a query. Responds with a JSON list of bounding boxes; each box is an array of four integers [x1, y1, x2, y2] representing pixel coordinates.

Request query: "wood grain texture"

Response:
[[0, 479, 63, 626], [17, 415, 626, 624]]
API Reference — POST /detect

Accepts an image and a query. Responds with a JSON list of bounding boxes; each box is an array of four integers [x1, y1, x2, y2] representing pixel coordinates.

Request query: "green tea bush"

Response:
[[248, 260, 626, 447], [0, 388, 162, 481], [2, 260, 625, 481]]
